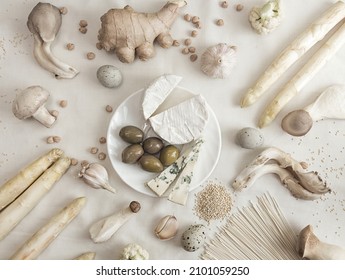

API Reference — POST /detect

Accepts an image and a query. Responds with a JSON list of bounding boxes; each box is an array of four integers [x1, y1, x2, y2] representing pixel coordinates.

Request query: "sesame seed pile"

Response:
[[194, 182, 233, 224]]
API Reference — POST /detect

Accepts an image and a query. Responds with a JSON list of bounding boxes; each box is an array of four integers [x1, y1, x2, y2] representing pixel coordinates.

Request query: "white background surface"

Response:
[[1, 0, 345, 260]]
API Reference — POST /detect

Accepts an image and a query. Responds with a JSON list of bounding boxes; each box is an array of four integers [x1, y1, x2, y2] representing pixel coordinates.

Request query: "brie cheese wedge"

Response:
[[142, 74, 182, 120], [149, 94, 209, 145]]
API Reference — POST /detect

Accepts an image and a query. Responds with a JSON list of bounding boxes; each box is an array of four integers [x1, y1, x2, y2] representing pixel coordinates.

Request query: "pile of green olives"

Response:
[[119, 125, 180, 173]]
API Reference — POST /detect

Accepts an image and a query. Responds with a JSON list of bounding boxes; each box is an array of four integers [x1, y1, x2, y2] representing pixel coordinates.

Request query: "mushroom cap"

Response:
[[297, 224, 319, 259], [27, 2, 62, 42], [12, 86, 50, 119], [281, 109, 313, 136]]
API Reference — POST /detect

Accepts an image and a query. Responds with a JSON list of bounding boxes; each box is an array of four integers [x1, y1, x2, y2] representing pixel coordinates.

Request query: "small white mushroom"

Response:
[[12, 86, 56, 128], [232, 147, 330, 199], [27, 2, 79, 79], [298, 225, 345, 260], [282, 85, 345, 136], [89, 201, 141, 243]]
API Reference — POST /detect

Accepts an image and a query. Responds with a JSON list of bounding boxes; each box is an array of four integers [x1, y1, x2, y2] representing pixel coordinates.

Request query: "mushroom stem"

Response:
[[298, 225, 345, 260], [32, 103, 56, 127], [232, 147, 330, 196], [89, 201, 141, 243]]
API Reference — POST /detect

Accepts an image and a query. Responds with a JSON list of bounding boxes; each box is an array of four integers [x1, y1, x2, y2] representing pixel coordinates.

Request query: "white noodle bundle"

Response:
[[200, 193, 301, 260]]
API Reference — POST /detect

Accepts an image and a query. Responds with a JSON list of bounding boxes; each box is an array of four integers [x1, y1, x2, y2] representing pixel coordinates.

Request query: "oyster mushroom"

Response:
[[27, 2, 79, 79], [282, 85, 345, 136], [12, 86, 56, 128], [298, 225, 345, 260]]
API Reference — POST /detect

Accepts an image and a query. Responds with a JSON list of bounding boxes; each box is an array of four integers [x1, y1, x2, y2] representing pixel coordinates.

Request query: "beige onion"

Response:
[[200, 43, 237, 79]]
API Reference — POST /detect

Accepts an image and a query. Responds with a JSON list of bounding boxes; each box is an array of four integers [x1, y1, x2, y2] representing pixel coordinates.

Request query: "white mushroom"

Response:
[[89, 201, 141, 243], [298, 225, 345, 260], [232, 147, 330, 199], [27, 2, 79, 79], [282, 85, 345, 136], [12, 86, 56, 128]]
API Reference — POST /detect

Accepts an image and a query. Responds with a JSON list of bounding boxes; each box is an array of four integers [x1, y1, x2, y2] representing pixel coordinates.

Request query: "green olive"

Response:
[[122, 144, 144, 164], [119, 125, 144, 144], [142, 137, 164, 154], [139, 155, 164, 173], [160, 145, 180, 166]]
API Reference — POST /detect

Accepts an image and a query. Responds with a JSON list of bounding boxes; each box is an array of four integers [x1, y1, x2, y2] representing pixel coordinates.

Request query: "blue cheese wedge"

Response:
[[167, 142, 202, 205], [145, 139, 203, 196], [149, 94, 208, 144], [142, 74, 182, 120]]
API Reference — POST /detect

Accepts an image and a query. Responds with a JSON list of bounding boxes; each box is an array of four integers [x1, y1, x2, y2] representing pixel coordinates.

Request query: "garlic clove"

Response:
[[154, 215, 178, 240], [78, 162, 116, 193]]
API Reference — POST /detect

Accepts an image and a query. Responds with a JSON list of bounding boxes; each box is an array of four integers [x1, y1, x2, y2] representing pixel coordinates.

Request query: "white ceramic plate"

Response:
[[107, 86, 221, 197]]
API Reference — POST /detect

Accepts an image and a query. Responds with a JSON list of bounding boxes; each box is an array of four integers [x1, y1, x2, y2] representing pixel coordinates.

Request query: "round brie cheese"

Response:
[[149, 94, 209, 144]]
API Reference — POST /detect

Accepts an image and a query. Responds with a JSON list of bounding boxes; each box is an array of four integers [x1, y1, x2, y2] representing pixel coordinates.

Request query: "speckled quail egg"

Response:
[[181, 224, 207, 252], [97, 65, 123, 88], [236, 127, 264, 149]]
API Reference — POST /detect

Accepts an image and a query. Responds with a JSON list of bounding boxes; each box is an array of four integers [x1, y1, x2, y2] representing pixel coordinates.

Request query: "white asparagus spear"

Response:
[[241, 1, 345, 107], [0, 156, 71, 241], [0, 148, 63, 210], [10, 197, 86, 260], [73, 252, 96, 260], [259, 20, 345, 127]]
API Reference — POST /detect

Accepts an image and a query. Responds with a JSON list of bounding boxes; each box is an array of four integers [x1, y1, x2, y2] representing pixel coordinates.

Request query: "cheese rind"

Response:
[[142, 74, 182, 120], [145, 140, 203, 196], [167, 144, 201, 205], [149, 95, 208, 144]]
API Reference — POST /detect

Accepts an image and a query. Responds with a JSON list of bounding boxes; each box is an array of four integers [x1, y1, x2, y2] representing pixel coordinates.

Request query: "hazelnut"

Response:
[[191, 16, 200, 24], [190, 54, 198, 62], [191, 30, 198, 37], [221, 1, 228, 8], [216, 19, 224, 26], [188, 46, 196, 53], [90, 147, 99, 154], [79, 19, 88, 27], [236, 4, 244, 11], [98, 152, 106, 160], [99, 137, 107, 144], [59, 100, 67, 108], [66, 43, 75, 50], [184, 14, 192, 22], [129, 201, 141, 213], [79, 27, 87, 34], [71, 158, 79, 166], [181, 47, 189, 54], [184, 38, 192, 46], [105, 105, 113, 113], [87, 52, 95, 60]]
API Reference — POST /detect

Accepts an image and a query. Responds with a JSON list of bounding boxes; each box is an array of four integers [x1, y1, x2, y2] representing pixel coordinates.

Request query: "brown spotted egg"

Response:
[[181, 224, 207, 252]]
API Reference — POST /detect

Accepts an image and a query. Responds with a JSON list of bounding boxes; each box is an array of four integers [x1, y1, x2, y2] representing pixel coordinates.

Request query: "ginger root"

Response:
[[97, 1, 186, 63]]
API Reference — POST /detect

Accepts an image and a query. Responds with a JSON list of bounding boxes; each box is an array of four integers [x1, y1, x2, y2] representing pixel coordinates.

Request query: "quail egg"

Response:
[[181, 224, 207, 252], [97, 65, 123, 88], [236, 127, 264, 149]]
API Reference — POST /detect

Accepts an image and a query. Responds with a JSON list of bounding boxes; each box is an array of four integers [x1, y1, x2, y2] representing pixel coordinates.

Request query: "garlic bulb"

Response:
[[200, 43, 237, 79], [78, 162, 116, 193]]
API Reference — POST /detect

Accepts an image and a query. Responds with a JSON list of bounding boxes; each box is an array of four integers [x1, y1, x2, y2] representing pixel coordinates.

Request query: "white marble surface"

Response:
[[1, 0, 345, 260]]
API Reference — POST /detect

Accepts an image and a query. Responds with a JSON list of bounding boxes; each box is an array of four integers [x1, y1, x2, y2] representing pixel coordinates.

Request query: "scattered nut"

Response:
[[191, 16, 200, 24], [182, 47, 189, 54], [96, 42, 103, 50], [99, 137, 107, 144], [195, 22, 202, 29], [50, 110, 59, 118], [188, 46, 196, 53], [184, 38, 192, 46], [105, 105, 113, 113], [66, 43, 75, 50], [79, 19, 88, 27], [191, 30, 198, 37], [216, 19, 224, 26], [53, 136, 61, 143], [59, 100, 67, 108], [90, 147, 99, 154], [190, 54, 198, 62], [79, 27, 87, 34], [87, 52, 95, 60], [71, 158, 79, 166], [172, 40, 180, 47], [236, 4, 244, 11], [221, 1, 229, 8], [98, 152, 106, 160], [184, 13, 192, 22], [81, 160, 89, 168], [46, 136, 54, 144], [59, 7, 68, 15]]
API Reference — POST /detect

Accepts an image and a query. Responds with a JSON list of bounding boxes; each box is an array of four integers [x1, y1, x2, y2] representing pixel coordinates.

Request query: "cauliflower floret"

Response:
[[249, 0, 282, 35], [120, 243, 149, 260]]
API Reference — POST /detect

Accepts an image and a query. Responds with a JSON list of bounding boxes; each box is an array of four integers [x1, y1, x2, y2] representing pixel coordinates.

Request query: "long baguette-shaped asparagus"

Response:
[[241, 1, 345, 107], [0, 148, 63, 210], [0, 156, 71, 241], [10, 196, 86, 260], [259, 20, 345, 127]]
